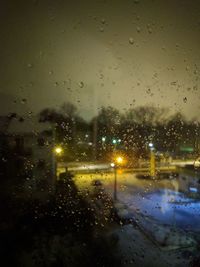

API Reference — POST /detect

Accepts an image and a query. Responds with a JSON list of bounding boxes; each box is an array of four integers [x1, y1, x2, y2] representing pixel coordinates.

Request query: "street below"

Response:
[[73, 168, 200, 266]]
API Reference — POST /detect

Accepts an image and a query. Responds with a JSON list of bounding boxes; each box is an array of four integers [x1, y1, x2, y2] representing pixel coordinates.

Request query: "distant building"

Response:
[[0, 115, 54, 191]]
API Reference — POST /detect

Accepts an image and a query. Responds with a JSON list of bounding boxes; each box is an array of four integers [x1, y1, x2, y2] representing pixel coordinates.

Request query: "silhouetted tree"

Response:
[[90, 106, 122, 159], [39, 102, 90, 161]]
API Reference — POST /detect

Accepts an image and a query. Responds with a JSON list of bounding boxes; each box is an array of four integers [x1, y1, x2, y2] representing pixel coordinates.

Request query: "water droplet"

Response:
[[129, 37, 134, 45], [99, 73, 104, 79], [136, 26, 141, 33], [79, 81, 84, 88], [170, 81, 177, 86], [21, 98, 27, 104], [27, 63, 33, 68], [183, 97, 187, 103], [39, 51, 44, 57], [99, 27, 104, 32], [146, 88, 151, 94], [101, 18, 106, 24]]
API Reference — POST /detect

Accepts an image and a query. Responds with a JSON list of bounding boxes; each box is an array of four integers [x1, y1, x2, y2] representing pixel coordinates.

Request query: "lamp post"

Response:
[[102, 136, 106, 152], [149, 143, 156, 177], [52, 146, 63, 182], [114, 165, 117, 200], [111, 156, 124, 201]]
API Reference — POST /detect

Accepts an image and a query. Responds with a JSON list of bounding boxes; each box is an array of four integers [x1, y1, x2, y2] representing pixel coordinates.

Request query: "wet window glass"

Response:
[[0, 0, 200, 266]]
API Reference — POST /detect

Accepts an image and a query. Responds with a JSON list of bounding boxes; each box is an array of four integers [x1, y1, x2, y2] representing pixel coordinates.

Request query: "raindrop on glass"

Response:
[[129, 37, 134, 45], [136, 26, 141, 33], [101, 18, 106, 24], [27, 63, 33, 68], [100, 73, 104, 79], [99, 27, 104, 32], [79, 81, 84, 88], [21, 98, 27, 104]]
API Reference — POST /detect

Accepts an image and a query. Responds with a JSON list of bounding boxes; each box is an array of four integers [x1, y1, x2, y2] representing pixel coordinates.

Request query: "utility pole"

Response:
[[149, 143, 156, 177], [112, 156, 124, 201], [150, 150, 156, 177], [52, 124, 57, 185]]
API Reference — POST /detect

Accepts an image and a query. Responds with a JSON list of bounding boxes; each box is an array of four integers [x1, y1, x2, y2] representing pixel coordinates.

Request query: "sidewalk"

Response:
[[113, 188, 199, 250], [108, 224, 194, 267]]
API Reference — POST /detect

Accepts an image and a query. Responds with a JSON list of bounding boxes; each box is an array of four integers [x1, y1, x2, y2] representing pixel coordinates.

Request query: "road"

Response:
[[74, 169, 200, 248]]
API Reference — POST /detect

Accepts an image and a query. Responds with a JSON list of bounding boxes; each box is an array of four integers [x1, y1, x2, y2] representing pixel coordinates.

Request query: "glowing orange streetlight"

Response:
[[111, 155, 126, 200], [116, 156, 123, 165], [52, 146, 63, 181], [54, 146, 63, 155]]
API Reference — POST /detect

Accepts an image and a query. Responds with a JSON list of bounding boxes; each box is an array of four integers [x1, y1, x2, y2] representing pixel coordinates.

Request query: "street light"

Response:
[[54, 146, 63, 155], [112, 139, 117, 144], [148, 143, 156, 177], [116, 156, 123, 164], [53, 146, 63, 181], [102, 136, 106, 142], [111, 155, 125, 201], [149, 142, 154, 149]]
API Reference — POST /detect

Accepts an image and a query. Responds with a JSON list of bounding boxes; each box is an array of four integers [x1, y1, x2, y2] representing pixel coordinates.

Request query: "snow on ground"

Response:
[[114, 188, 200, 249], [117, 189, 200, 231], [74, 171, 200, 250], [109, 224, 192, 267]]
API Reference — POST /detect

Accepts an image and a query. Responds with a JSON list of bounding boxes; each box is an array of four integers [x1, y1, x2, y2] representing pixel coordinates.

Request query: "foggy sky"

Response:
[[0, 0, 200, 120]]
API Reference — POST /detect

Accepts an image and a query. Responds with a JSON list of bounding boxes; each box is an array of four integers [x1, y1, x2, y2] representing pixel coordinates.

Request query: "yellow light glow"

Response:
[[116, 156, 123, 164], [54, 146, 63, 155]]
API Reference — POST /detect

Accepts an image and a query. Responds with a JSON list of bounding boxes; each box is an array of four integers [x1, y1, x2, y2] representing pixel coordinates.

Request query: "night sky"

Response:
[[0, 0, 200, 120]]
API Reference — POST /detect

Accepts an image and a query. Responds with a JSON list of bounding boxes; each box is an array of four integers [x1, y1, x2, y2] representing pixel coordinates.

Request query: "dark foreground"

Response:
[[1, 171, 200, 267]]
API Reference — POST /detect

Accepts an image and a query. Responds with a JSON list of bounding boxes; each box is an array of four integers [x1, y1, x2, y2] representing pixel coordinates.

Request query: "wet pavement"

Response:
[[74, 169, 200, 249]]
